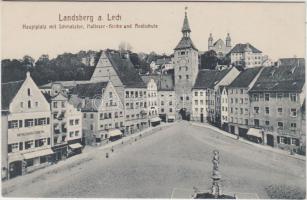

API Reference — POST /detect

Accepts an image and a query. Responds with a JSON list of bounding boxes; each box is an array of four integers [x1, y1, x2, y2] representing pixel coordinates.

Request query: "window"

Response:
[[25, 119, 34, 127], [70, 120, 74, 126], [194, 92, 198, 96], [70, 131, 74, 137], [125, 91, 129, 98], [265, 107, 269, 114], [265, 93, 270, 101], [253, 94, 259, 101], [265, 121, 270, 126], [195, 100, 198, 105], [38, 118, 47, 125], [180, 96, 183, 101], [25, 140, 34, 149], [109, 113, 112, 118], [290, 94, 297, 102], [75, 119, 79, 125], [186, 96, 189, 100], [254, 107, 259, 114], [291, 138, 299, 146], [90, 124, 94, 130], [9, 143, 19, 153], [75, 131, 79, 136], [186, 75, 189, 79], [179, 75, 182, 79], [161, 108, 164, 113], [290, 108, 297, 117], [20, 102, 24, 108], [53, 102, 58, 108], [278, 122, 284, 129], [8, 120, 18, 129], [240, 108, 243, 114], [254, 119, 260, 127], [35, 102, 38, 107], [90, 114, 94, 119], [240, 89, 243, 94], [28, 100, 31, 108], [186, 66, 188, 71], [240, 98, 243, 104], [27, 88, 31, 96], [169, 101, 172, 106], [291, 123, 297, 128], [109, 92, 113, 98], [61, 101, 65, 108], [277, 93, 283, 100], [169, 108, 173, 112], [277, 108, 282, 114], [245, 119, 248, 125], [181, 51, 185, 55], [200, 92, 203, 96], [161, 101, 164, 106]]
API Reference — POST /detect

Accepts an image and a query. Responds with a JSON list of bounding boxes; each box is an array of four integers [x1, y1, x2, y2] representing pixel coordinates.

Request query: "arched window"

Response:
[[27, 89, 31, 96], [28, 100, 31, 108]]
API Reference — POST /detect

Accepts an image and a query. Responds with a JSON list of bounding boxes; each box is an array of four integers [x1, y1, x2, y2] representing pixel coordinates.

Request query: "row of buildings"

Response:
[[2, 49, 177, 180], [191, 59, 305, 152], [172, 10, 305, 153]]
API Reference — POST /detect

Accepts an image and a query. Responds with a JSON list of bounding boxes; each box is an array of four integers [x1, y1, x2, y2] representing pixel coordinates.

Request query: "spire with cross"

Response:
[[182, 6, 191, 37]]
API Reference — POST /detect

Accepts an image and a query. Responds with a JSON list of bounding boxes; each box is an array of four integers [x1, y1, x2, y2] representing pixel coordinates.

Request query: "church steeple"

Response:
[[181, 7, 191, 37]]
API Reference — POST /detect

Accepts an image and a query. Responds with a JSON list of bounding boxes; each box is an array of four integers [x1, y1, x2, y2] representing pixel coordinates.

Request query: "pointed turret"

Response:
[[181, 7, 191, 37], [208, 33, 213, 49], [226, 33, 231, 47]]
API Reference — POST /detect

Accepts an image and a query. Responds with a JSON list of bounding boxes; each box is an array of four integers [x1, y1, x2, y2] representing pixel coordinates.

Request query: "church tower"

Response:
[[225, 33, 232, 53], [173, 8, 199, 119]]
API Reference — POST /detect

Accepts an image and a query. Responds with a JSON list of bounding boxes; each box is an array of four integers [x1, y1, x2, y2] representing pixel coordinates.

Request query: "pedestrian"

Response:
[[106, 152, 109, 158], [111, 147, 114, 152]]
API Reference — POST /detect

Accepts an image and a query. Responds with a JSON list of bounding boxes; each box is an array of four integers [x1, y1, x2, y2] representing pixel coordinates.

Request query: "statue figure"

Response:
[[211, 150, 222, 198]]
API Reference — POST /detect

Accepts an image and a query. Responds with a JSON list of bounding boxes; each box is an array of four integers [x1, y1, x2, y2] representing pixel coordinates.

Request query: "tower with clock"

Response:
[[173, 8, 199, 120]]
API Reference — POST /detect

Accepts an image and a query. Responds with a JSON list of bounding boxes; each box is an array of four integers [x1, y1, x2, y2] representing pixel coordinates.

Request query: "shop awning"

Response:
[[168, 115, 176, 119], [151, 117, 161, 122], [23, 148, 54, 160], [247, 128, 262, 138], [108, 129, 123, 137], [8, 153, 24, 162], [69, 143, 83, 149]]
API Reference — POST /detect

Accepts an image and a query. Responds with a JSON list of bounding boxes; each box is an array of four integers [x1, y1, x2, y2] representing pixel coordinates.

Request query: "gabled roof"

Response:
[[250, 63, 305, 92], [174, 37, 198, 51], [40, 80, 91, 89], [105, 50, 146, 88], [141, 74, 174, 91], [1, 80, 25, 110], [193, 69, 231, 89], [229, 43, 262, 54], [71, 81, 108, 98], [228, 67, 262, 88]]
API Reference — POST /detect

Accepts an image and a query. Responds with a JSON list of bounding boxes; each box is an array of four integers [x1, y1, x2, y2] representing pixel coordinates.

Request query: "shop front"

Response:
[[246, 128, 263, 144], [150, 117, 161, 127], [108, 129, 123, 142], [23, 148, 54, 173], [51, 143, 68, 162]]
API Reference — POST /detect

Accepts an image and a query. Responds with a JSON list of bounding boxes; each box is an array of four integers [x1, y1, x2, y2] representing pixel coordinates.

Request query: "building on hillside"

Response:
[[90, 49, 148, 134], [261, 55, 274, 67], [150, 56, 173, 73], [40, 81, 91, 96], [208, 33, 232, 58], [249, 62, 305, 152], [191, 67, 240, 124], [173, 10, 199, 120], [70, 81, 125, 145], [43, 89, 83, 161], [228, 43, 263, 68], [227, 67, 263, 138], [1, 72, 53, 179]]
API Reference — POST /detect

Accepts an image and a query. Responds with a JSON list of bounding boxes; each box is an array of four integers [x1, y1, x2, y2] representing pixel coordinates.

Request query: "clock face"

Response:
[[179, 59, 187, 67]]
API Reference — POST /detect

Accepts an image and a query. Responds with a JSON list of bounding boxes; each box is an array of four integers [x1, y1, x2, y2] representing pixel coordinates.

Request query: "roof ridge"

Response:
[[2, 79, 25, 85]]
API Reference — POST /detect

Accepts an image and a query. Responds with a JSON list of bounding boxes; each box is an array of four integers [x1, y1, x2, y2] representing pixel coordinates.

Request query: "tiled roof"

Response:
[[40, 80, 91, 89], [174, 37, 198, 51], [279, 58, 305, 67], [1, 80, 24, 110], [71, 81, 108, 98], [141, 74, 174, 91], [193, 69, 231, 89], [105, 50, 146, 88], [213, 39, 224, 46], [228, 67, 262, 88], [155, 57, 172, 65], [250, 63, 305, 92], [229, 43, 262, 54]]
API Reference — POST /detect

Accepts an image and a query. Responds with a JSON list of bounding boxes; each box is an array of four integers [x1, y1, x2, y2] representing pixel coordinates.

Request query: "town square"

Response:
[[1, 2, 306, 199]]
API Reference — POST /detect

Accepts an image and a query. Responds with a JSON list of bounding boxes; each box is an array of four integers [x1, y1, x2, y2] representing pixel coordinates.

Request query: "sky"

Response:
[[1, 2, 305, 61]]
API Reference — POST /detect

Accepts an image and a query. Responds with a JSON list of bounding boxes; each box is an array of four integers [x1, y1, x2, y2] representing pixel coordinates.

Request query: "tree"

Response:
[[200, 50, 218, 70], [22, 55, 35, 69]]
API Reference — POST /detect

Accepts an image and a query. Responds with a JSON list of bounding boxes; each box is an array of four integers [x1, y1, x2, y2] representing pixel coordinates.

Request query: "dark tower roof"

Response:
[[181, 11, 191, 33]]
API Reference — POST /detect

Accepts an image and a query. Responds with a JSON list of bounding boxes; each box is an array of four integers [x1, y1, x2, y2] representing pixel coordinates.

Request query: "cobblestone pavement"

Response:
[[3, 121, 305, 198]]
